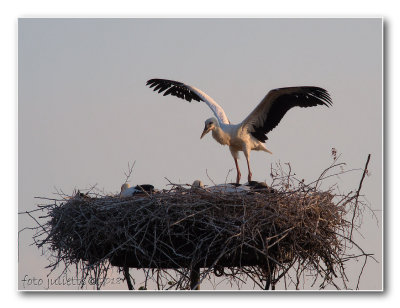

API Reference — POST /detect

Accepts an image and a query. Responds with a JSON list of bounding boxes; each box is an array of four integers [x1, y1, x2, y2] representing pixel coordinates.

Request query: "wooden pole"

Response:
[[263, 261, 276, 290], [190, 265, 200, 290], [123, 266, 134, 290]]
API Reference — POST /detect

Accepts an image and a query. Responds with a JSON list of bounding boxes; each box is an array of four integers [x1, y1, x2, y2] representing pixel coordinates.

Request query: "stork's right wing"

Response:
[[242, 86, 332, 142], [146, 78, 230, 125]]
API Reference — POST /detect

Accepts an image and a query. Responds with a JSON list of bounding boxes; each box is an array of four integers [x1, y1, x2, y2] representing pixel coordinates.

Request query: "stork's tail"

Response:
[[259, 144, 272, 154]]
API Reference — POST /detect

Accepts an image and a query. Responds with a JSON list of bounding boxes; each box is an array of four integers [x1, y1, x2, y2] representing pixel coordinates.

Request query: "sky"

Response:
[[18, 18, 382, 291]]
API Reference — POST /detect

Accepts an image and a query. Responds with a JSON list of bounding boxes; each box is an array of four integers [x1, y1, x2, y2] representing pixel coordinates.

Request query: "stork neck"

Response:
[[211, 126, 230, 146]]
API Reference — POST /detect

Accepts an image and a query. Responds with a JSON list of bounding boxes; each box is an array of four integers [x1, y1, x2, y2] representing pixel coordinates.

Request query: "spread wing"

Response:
[[242, 86, 332, 142], [146, 78, 230, 125]]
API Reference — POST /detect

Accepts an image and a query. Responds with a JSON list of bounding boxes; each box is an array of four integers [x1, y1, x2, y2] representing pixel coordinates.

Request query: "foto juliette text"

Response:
[[21, 274, 124, 289]]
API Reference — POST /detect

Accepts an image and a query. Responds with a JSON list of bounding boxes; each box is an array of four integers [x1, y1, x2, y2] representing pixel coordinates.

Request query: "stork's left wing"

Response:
[[146, 79, 230, 125], [242, 86, 332, 142]]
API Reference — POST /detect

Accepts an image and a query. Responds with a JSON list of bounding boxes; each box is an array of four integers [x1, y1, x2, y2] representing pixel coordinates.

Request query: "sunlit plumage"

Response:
[[120, 183, 139, 198]]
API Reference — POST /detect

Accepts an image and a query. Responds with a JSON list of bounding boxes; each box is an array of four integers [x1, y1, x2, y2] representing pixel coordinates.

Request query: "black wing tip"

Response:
[[146, 78, 183, 86], [146, 78, 161, 85], [145, 78, 202, 103], [271, 86, 333, 106], [283, 86, 333, 107], [304, 86, 333, 107], [146, 78, 163, 83]]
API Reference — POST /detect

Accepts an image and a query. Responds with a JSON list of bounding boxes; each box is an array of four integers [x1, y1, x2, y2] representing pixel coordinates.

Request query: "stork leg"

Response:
[[244, 152, 252, 182], [234, 157, 241, 184]]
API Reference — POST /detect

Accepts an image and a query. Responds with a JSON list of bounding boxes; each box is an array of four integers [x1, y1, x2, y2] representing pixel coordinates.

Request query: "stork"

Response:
[[146, 79, 332, 184], [120, 183, 139, 198]]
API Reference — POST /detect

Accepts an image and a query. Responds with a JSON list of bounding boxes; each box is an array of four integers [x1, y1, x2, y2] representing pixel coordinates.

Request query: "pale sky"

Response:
[[18, 18, 382, 290]]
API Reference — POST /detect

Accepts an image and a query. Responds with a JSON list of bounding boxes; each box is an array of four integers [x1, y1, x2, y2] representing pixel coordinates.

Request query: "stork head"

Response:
[[200, 117, 218, 139], [121, 183, 130, 192], [192, 180, 204, 188]]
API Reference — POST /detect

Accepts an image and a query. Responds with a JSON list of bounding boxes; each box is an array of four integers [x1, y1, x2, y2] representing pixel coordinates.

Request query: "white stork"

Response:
[[120, 183, 140, 198], [146, 79, 332, 184]]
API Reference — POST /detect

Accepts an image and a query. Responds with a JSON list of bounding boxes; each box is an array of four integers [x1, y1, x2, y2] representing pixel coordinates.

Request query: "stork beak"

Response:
[[200, 127, 211, 139]]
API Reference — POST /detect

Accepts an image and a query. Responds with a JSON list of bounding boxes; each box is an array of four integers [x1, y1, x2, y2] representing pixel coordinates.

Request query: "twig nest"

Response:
[[206, 183, 251, 193], [25, 157, 373, 290]]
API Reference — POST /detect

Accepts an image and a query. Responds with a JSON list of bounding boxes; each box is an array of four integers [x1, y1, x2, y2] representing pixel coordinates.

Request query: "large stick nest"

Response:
[[26, 156, 374, 290]]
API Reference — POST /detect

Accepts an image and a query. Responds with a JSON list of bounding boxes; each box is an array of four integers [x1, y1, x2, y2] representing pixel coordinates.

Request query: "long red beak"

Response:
[[200, 126, 211, 139]]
